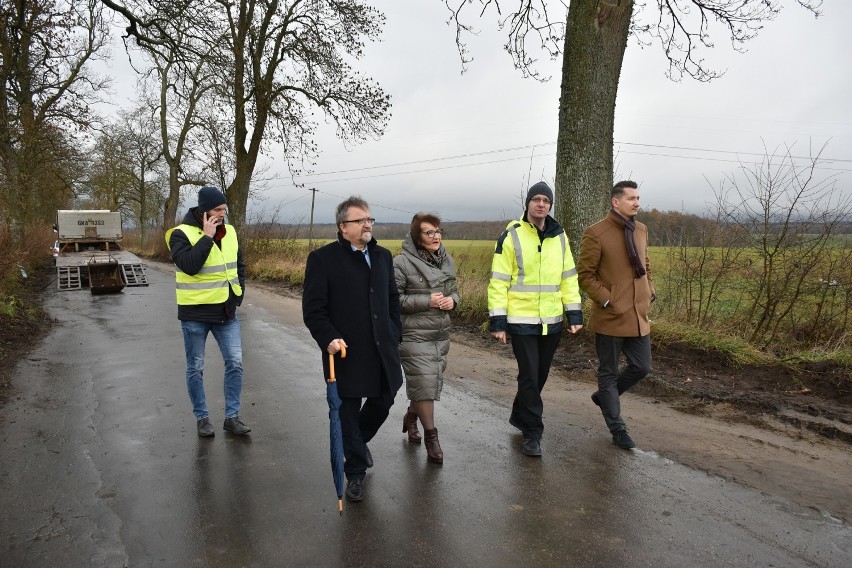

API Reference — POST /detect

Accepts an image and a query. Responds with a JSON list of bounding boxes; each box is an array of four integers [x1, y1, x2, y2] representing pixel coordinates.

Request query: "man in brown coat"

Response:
[[577, 180, 656, 449]]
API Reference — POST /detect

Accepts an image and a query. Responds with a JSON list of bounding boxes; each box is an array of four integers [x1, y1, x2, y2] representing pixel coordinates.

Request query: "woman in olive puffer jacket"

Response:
[[393, 213, 460, 464]]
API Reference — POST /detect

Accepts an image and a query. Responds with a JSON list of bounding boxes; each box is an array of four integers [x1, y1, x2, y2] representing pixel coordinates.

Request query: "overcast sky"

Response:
[[101, 1, 852, 225]]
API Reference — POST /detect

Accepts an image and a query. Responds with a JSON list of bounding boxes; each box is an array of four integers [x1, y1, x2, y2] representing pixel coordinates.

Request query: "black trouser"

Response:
[[509, 333, 561, 441], [594, 334, 652, 433], [339, 367, 398, 480]]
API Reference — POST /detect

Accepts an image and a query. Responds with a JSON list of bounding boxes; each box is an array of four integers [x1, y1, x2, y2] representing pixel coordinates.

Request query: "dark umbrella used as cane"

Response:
[[327, 344, 347, 514]]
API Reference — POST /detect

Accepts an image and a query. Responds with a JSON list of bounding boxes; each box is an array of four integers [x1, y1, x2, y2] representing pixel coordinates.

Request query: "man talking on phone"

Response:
[[166, 186, 250, 437]]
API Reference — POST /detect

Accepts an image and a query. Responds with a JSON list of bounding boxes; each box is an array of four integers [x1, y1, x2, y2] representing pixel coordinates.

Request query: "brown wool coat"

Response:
[[577, 211, 656, 337]]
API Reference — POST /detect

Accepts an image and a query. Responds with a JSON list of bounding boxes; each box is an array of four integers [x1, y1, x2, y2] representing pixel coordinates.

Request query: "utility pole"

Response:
[[308, 188, 318, 248]]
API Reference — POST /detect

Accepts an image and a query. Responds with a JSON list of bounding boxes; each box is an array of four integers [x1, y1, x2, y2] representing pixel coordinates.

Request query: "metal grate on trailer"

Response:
[[121, 263, 149, 286], [57, 266, 82, 290]]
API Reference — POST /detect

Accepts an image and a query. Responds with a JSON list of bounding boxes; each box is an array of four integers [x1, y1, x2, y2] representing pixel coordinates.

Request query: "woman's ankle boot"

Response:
[[424, 428, 443, 464], [402, 407, 422, 444]]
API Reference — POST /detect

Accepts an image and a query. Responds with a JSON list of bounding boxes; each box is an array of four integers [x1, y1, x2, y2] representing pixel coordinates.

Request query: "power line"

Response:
[[617, 150, 852, 173], [291, 153, 545, 186], [283, 148, 850, 188], [296, 143, 550, 178], [274, 139, 851, 222], [290, 140, 852, 183]]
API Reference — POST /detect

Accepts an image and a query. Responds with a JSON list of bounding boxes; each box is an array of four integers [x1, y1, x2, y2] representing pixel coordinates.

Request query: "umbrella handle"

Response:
[[327, 342, 347, 383]]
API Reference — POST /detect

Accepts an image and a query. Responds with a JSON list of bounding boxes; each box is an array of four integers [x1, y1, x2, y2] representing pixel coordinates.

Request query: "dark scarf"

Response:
[[416, 245, 445, 268], [612, 211, 646, 278]]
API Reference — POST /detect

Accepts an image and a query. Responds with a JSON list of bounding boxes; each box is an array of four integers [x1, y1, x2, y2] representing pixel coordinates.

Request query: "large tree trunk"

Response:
[[227, 160, 254, 231], [162, 162, 180, 230], [555, 0, 633, 254]]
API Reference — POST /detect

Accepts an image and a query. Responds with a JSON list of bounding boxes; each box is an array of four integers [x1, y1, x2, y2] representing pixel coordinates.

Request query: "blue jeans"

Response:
[[181, 317, 243, 420]]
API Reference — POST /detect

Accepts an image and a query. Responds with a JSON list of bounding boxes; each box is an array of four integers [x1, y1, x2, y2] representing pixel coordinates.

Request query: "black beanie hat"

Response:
[[525, 181, 554, 209], [197, 186, 227, 213]]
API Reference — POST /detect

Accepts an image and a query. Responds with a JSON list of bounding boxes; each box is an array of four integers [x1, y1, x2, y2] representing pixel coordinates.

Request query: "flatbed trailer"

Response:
[[53, 210, 149, 292], [55, 249, 149, 291]]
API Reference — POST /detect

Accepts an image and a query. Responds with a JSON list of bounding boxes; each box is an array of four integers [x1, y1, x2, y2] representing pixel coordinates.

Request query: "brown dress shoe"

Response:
[[424, 428, 443, 464], [402, 407, 422, 444]]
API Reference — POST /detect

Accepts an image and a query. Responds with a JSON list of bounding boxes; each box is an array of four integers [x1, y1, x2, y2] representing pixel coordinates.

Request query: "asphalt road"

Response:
[[1, 263, 850, 567]]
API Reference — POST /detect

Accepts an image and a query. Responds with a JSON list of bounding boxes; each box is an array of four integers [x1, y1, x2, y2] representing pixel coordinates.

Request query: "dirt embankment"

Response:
[[262, 276, 852, 445], [452, 323, 852, 445], [0, 269, 52, 406]]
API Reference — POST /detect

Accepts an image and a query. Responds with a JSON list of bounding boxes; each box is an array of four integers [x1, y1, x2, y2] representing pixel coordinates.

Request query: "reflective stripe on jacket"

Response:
[[165, 224, 243, 305], [487, 214, 582, 335]]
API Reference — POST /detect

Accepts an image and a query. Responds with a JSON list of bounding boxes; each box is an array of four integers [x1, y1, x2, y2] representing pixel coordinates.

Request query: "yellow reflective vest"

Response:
[[165, 224, 243, 305], [488, 214, 582, 334]]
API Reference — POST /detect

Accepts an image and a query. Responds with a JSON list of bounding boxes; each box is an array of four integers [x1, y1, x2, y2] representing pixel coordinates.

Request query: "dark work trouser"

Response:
[[594, 334, 652, 434], [340, 367, 399, 480], [509, 333, 562, 441]]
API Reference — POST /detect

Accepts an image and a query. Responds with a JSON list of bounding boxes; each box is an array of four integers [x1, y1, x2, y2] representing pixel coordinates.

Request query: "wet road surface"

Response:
[[1, 264, 850, 567]]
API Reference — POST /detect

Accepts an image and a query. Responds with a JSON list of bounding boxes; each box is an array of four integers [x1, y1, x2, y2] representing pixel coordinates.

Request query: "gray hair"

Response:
[[335, 195, 371, 225]]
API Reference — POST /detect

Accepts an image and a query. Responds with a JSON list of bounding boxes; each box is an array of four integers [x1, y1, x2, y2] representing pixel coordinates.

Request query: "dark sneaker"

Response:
[[591, 392, 601, 407], [223, 416, 251, 435], [612, 430, 636, 449], [365, 446, 373, 468], [345, 478, 364, 502], [522, 438, 542, 457], [197, 417, 214, 437]]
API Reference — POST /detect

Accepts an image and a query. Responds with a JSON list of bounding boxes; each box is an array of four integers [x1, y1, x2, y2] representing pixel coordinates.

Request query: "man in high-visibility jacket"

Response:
[[166, 186, 250, 437], [488, 182, 583, 457]]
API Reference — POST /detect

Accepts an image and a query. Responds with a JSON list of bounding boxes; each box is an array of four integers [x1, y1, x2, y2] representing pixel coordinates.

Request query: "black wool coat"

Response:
[[302, 233, 403, 398]]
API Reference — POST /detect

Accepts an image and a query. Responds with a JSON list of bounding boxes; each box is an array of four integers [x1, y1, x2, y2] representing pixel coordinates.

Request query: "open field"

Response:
[[239, 237, 850, 363], [119, 227, 850, 367]]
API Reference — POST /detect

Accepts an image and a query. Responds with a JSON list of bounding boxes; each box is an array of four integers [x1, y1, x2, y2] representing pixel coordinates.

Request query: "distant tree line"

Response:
[[270, 212, 851, 245], [274, 220, 512, 242]]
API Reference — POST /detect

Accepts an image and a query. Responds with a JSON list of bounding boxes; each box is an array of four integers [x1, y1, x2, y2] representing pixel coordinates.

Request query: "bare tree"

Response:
[[102, 0, 392, 230], [88, 120, 136, 211], [121, 105, 165, 244], [441, 0, 821, 253], [192, 110, 237, 199], [656, 206, 745, 327], [715, 144, 851, 348], [0, 0, 110, 227], [88, 105, 164, 243], [143, 22, 217, 230]]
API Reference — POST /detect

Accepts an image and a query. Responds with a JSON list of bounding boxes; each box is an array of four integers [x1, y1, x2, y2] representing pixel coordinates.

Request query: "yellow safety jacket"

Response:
[[165, 224, 243, 305], [488, 214, 582, 335]]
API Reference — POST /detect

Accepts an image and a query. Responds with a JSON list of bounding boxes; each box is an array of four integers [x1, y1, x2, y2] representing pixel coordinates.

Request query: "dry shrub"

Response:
[[450, 246, 491, 323], [0, 223, 53, 380], [122, 228, 170, 260], [0, 223, 54, 295], [248, 256, 307, 286]]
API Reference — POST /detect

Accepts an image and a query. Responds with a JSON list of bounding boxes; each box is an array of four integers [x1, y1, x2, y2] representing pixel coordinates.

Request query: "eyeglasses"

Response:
[[341, 217, 376, 226], [422, 229, 443, 238], [530, 197, 551, 205]]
